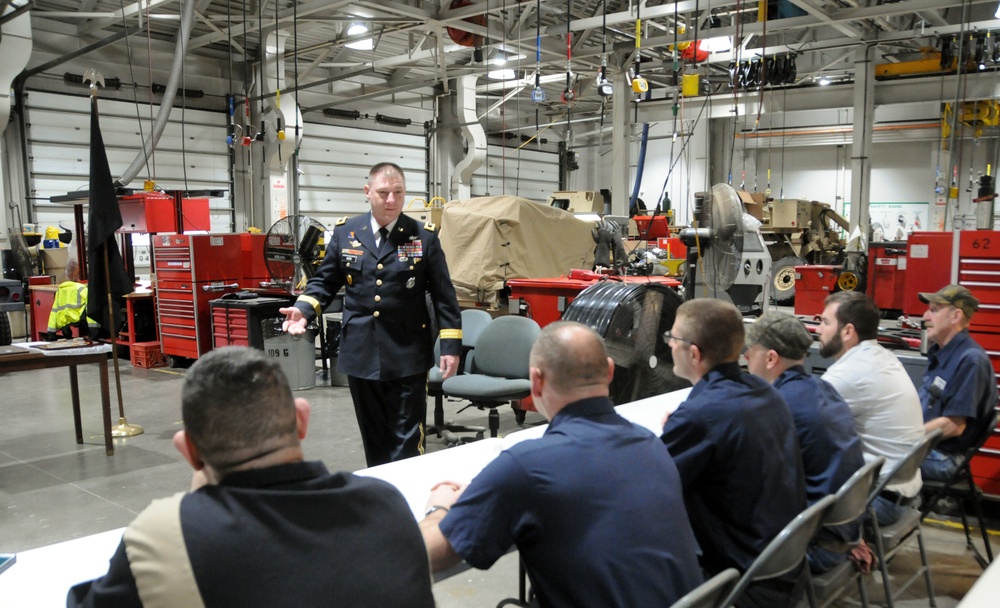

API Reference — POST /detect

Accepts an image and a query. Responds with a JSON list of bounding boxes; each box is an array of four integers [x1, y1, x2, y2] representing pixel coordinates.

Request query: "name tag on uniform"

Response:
[[341, 248, 363, 264]]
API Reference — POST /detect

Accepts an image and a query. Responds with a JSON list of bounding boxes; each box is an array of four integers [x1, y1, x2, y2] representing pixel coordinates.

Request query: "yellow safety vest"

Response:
[[47, 281, 97, 332]]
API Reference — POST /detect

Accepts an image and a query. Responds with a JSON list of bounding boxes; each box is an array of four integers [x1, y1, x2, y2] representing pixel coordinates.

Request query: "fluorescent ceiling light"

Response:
[[345, 23, 373, 50], [995, 2, 1000, 19], [818, 77, 831, 86], [487, 68, 516, 80], [700, 36, 733, 53]]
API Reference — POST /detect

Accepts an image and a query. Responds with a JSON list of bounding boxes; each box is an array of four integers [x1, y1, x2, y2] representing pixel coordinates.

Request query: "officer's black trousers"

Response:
[[348, 373, 427, 467]]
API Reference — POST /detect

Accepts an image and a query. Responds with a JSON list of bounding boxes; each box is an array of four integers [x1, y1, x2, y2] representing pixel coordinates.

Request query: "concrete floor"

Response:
[[0, 353, 994, 607]]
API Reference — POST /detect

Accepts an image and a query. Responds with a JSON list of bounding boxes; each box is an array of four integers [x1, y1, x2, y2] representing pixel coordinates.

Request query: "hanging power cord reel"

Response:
[[561, 0, 575, 104], [631, 6, 648, 94], [597, 0, 613, 98], [531, 0, 545, 102]]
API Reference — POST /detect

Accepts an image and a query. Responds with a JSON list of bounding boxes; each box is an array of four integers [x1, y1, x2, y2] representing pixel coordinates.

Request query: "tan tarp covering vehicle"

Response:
[[439, 196, 597, 304]]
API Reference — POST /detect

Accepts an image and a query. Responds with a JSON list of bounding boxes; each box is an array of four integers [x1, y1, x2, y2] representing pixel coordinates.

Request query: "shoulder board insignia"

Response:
[[424, 222, 437, 232], [335, 216, 348, 226]]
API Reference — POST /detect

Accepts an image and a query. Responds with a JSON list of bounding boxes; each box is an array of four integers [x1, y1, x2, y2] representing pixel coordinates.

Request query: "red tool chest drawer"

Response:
[[210, 297, 292, 349], [154, 234, 243, 361]]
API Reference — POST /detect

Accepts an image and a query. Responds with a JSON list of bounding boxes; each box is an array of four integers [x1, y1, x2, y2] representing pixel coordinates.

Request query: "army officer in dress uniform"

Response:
[[281, 162, 462, 467]]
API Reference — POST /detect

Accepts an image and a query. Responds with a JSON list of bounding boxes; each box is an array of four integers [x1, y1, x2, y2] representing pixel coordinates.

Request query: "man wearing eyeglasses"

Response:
[[918, 285, 998, 481], [662, 299, 806, 608]]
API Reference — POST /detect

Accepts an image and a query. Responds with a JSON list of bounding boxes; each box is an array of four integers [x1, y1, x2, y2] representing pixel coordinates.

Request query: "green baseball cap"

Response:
[[745, 311, 814, 361], [918, 284, 979, 318]]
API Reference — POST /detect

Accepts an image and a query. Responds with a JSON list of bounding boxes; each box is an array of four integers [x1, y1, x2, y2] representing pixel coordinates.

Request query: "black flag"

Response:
[[87, 96, 131, 333]]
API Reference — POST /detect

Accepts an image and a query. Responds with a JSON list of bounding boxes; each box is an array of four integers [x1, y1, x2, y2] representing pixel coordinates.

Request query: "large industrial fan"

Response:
[[263, 215, 327, 294], [680, 183, 770, 314], [562, 281, 690, 404]]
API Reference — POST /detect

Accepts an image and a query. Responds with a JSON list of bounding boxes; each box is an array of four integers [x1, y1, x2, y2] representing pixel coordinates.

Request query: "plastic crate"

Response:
[[130, 341, 165, 368]]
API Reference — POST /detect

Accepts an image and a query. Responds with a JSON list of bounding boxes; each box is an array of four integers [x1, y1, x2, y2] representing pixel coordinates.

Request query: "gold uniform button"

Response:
[[422, 324, 427, 329], [376, 279, 382, 286], [374, 295, 381, 302], [377, 263, 384, 270], [373, 311, 380, 318]]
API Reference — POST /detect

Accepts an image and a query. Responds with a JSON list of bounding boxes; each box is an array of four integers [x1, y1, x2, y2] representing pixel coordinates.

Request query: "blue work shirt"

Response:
[[662, 362, 807, 575], [920, 329, 998, 454], [775, 365, 865, 542], [440, 396, 703, 608]]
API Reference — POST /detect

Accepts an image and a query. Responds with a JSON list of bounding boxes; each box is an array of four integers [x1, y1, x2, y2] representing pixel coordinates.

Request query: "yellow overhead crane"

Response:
[[941, 100, 1000, 140]]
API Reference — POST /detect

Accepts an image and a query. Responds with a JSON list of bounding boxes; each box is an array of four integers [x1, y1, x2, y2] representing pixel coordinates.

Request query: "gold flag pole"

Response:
[[87, 72, 142, 438]]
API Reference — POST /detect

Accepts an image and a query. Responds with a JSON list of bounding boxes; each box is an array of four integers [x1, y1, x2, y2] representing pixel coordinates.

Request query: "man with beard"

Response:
[[818, 291, 924, 525]]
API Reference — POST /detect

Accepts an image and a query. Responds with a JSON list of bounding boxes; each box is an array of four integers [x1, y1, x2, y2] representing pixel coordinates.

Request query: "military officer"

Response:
[[281, 162, 462, 467]]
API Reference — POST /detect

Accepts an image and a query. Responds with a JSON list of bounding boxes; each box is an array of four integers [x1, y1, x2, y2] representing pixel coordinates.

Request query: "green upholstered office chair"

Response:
[[426, 308, 493, 445], [442, 315, 540, 438]]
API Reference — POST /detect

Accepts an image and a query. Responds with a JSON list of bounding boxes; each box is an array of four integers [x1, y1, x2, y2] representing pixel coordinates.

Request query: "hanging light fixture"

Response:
[[345, 23, 374, 50]]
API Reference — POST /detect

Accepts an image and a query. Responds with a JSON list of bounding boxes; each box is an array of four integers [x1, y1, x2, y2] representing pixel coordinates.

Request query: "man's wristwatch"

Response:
[[424, 505, 450, 517]]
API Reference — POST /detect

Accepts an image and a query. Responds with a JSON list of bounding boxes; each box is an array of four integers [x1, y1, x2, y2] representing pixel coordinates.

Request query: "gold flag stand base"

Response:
[[111, 416, 144, 437]]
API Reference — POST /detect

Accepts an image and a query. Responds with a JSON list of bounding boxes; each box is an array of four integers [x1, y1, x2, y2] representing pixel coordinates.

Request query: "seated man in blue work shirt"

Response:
[[662, 299, 806, 608], [744, 311, 866, 574], [420, 321, 703, 607], [918, 285, 999, 481]]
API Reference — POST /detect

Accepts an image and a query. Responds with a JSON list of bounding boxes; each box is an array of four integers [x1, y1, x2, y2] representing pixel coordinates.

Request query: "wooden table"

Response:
[[0, 345, 114, 455]]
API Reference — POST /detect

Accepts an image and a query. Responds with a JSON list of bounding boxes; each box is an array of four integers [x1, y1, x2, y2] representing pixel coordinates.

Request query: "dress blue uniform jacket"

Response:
[[662, 362, 807, 575], [441, 396, 704, 608], [920, 329, 999, 454], [294, 212, 462, 380]]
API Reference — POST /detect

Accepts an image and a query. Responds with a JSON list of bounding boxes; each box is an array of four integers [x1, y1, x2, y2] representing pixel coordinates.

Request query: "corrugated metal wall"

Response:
[[24, 90, 232, 232], [296, 121, 428, 227], [470, 144, 559, 202]]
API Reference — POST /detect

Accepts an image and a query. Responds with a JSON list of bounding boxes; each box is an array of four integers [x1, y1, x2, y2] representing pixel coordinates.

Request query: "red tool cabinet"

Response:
[[153, 234, 243, 361], [957, 230, 1000, 495]]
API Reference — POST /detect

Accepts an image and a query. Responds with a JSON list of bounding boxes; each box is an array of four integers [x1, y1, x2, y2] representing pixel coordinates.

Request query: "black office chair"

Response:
[[919, 407, 999, 569], [442, 315, 540, 438], [865, 429, 943, 608], [807, 457, 885, 608], [426, 308, 493, 445], [669, 568, 740, 608], [719, 495, 836, 608]]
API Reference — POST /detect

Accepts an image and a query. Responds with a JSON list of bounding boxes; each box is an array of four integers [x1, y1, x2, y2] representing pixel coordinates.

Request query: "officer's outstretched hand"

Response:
[[280, 307, 308, 335]]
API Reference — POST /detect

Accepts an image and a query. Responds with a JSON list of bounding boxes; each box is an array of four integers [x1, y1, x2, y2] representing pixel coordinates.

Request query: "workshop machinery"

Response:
[[680, 183, 771, 315], [762, 198, 850, 304]]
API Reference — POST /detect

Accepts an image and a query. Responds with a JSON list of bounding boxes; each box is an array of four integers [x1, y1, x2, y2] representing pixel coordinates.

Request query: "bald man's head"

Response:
[[530, 321, 611, 394]]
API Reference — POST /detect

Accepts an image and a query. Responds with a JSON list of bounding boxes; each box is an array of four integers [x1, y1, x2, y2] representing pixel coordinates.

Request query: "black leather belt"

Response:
[[880, 490, 917, 507]]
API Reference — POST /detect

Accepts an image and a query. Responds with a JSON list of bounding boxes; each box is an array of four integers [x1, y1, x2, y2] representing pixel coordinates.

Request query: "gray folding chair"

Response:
[[442, 315, 540, 437], [426, 308, 493, 445], [670, 569, 740, 608], [865, 429, 943, 608], [719, 495, 836, 608], [919, 407, 999, 569], [807, 457, 885, 608]]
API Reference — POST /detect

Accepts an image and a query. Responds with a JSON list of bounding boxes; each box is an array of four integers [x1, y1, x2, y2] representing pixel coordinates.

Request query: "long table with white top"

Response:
[[0, 388, 690, 606]]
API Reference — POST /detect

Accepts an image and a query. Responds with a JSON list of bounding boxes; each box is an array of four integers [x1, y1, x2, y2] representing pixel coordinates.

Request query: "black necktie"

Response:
[[378, 227, 389, 255]]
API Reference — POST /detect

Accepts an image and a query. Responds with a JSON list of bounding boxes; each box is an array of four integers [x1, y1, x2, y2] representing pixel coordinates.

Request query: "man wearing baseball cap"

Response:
[[745, 312, 865, 573], [918, 285, 999, 481]]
